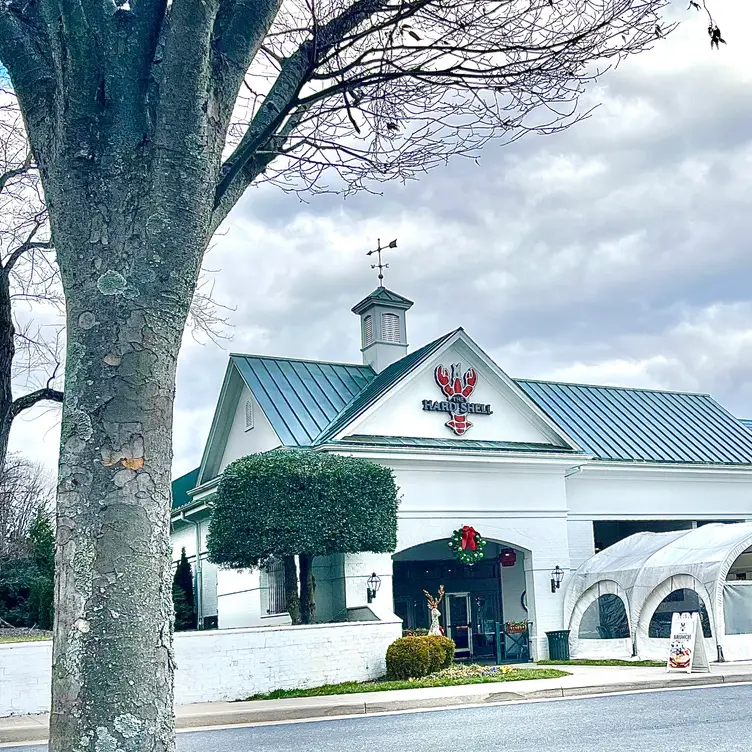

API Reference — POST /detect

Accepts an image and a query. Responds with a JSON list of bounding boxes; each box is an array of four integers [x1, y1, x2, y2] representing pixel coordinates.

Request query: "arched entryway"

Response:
[[392, 539, 530, 662]]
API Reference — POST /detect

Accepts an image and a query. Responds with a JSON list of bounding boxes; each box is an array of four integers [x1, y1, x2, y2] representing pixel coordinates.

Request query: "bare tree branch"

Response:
[[10, 386, 63, 420]]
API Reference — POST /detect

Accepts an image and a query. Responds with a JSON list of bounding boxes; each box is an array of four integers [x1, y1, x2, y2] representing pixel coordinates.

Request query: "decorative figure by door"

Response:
[[424, 585, 445, 636]]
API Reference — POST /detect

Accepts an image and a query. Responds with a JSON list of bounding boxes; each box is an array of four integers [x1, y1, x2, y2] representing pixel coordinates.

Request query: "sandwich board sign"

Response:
[[666, 612, 710, 673]]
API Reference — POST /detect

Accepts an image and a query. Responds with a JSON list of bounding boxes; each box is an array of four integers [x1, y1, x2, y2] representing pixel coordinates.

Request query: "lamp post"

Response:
[[550, 565, 564, 594], [367, 572, 382, 603]]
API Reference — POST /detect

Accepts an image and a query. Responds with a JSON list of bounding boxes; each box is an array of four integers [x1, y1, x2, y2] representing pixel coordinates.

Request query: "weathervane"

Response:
[[366, 238, 397, 287]]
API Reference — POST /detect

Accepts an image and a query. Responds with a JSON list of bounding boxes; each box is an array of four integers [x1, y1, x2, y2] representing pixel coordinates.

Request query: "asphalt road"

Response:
[[8, 684, 752, 752]]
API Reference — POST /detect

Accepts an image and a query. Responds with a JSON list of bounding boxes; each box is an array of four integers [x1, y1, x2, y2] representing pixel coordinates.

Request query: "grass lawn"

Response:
[[0, 634, 51, 643], [536, 659, 664, 667], [245, 666, 570, 701]]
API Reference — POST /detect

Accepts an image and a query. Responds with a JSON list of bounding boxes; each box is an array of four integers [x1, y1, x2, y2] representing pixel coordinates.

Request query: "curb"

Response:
[[3, 673, 751, 745]]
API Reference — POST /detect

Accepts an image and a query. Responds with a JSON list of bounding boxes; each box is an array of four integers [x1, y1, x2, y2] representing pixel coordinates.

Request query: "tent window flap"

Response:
[[578, 593, 629, 640], [723, 582, 752, 636]]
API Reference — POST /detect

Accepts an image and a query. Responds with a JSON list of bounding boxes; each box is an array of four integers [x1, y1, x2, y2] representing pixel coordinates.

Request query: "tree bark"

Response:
[[45, 152, 212, 751], [0, 265, 14, 472], [299, 554, 316, 625], [283, 555, 301, 625], [51, 294, 184, 752]]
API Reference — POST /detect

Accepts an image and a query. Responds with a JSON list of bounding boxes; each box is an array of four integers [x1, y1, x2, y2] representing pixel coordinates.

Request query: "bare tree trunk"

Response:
[[51, 293, 183, 752], [0, 266, 14, 471], [283, 555, 301, 625], [299, 554, 316, 625], [46, 157, 210, 751]]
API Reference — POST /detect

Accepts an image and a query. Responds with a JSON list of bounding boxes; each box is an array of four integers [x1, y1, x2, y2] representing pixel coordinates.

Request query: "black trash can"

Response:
[[545, 630, 571, 661]]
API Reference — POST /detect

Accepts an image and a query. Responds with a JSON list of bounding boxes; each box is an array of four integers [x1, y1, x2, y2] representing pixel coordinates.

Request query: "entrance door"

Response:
[[473, 592, 500, 660], [446, 592, 472, 660]]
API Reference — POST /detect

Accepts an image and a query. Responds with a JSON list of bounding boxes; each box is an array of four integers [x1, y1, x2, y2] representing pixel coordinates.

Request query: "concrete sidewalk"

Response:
[[3, 662, 752, 745]]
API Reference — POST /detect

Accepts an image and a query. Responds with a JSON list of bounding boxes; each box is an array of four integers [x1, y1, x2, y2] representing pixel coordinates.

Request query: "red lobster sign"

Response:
[[421, 363, 492, 436]]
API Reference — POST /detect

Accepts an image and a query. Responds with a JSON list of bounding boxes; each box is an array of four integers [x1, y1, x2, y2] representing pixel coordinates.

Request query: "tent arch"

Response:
[[713, 533, 752, 640], [567, 579, 632, 659], [635, 573, 717, 662], [567, 523, 752, 662]]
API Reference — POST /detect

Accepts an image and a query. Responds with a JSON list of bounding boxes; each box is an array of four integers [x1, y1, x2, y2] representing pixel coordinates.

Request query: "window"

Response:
[[648, 588, 712, 638], [382, 313, 401, 342], [363, 315, 374, 346], [244, 399, 254, 431], [578, 594, 630, 640], [264, 558, 286, 615]]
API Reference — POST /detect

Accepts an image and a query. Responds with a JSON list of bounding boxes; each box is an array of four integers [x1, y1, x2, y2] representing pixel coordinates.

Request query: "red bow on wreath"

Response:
[[460, 526, 478, 551]]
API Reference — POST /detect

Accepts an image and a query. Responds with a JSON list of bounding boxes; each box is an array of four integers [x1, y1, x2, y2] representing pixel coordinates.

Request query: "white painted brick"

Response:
[[0, 619, 401, 717]]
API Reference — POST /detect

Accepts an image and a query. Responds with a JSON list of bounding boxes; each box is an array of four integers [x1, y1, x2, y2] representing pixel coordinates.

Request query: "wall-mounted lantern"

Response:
[[367, 572, 382, 603], [550, 565, 564, 594]]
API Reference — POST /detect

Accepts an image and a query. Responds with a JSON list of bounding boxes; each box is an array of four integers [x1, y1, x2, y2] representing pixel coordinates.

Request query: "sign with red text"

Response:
[[666, 612, 710, 673], [422, 363, 492, 436]]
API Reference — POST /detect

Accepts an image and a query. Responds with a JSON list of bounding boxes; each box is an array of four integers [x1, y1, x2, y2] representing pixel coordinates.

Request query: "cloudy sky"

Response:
[[11, 2, 752, 477]]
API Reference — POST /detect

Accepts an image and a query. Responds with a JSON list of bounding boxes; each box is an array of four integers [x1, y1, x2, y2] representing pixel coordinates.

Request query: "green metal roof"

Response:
[[351, 286, 414, 314], [193, 327, 752, 474], [516, 379, 752, 465], [231, 354, 375, 446], [313, 330, 459, 444], [171, 467, 200, 510], [326, 435, 581, 454]]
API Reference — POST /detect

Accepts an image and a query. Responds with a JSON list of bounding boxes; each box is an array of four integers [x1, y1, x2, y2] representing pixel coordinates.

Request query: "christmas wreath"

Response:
[[448, 526, 487, 565]]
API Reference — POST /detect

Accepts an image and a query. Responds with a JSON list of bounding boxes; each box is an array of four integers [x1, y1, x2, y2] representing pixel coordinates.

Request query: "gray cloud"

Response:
[[10, 11, 752, 476], [169, 13, 752, 473]]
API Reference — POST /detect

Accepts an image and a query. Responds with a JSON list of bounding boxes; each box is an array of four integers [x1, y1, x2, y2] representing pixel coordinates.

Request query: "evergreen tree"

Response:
[[172, 549, 196, 631], [0, 512, 55, 630], [28, 513, 55, 630]]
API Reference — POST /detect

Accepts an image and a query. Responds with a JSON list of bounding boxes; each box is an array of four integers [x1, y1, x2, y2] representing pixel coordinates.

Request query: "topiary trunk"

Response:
[[299, 554, 316, 624], [283, 555, 301, 625]]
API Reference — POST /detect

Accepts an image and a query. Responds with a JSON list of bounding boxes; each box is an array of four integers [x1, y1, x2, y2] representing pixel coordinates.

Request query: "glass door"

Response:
[[446, 592, 472, 661], [472, 592, 499, 660]]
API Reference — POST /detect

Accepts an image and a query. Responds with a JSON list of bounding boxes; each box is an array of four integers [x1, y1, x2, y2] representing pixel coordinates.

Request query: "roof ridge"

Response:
[[515, 376, 711, 398], [312, 328, 460, 444], [230, 353, 372, 370]]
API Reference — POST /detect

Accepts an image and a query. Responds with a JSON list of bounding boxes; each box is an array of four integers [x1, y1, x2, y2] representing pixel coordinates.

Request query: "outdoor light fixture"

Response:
[[367, 572, 382, 603], [499, 548, 517, 568], [551, 565, 564, 594]]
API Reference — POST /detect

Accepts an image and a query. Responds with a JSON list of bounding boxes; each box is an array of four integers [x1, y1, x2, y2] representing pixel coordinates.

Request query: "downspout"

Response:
[[180, 511, 203, 629]]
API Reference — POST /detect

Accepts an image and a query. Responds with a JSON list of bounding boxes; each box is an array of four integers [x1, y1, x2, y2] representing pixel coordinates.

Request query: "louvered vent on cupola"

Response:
[[363, 314, 374, 346], [382, 313, 401, 342]]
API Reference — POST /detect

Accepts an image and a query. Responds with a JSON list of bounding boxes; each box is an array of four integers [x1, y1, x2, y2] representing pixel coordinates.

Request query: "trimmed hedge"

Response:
[[427, 635, 455, 668], [386, 635, 456, 679]]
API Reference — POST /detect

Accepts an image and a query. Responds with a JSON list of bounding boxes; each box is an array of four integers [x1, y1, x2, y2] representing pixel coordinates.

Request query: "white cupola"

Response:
[[351, 286, 413, 373]]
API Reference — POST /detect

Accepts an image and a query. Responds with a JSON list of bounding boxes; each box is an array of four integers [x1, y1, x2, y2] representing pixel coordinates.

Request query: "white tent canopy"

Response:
[[564, 523, 752, 662]]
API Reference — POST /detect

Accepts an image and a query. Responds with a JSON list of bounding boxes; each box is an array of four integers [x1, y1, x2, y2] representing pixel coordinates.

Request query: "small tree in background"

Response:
[[208, 450, 399, 625], [0, 509, 54, 629], [172, 549, 196, 631], [28, 512, 54, 629]]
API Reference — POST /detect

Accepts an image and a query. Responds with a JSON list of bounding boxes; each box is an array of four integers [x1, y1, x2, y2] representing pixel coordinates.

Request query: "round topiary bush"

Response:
[[425, 635, 455, 668], [386, 635, 456, 679]]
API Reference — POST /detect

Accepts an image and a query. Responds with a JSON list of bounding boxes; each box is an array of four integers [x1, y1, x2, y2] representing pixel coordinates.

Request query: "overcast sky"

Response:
[[11, 3, 752, 478]]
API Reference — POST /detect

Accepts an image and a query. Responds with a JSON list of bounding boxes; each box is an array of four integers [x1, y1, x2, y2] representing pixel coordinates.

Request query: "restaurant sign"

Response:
[[666, 612, 710, 674], [422, 363, 492, 436]]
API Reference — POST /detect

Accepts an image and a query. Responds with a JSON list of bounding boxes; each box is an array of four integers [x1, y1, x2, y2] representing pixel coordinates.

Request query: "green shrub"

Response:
[[426, 635, 455, 668], [386, 635, 456, 679], [386, 636, 432, 679]]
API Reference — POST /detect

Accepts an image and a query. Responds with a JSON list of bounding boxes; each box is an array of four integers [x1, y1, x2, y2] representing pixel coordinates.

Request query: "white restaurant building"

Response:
[[171, 284, 752, 662]]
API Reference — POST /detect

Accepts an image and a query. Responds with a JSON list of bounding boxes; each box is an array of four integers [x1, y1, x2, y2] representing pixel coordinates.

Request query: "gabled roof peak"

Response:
[[351, 286, 414, 315]]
